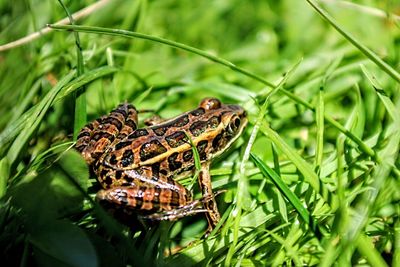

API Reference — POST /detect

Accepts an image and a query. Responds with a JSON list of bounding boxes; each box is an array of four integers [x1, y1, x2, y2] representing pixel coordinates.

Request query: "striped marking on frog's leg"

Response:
[[75, 103, 138, 165], [96, 185, 191, 213], [140, 191, 225, 221]]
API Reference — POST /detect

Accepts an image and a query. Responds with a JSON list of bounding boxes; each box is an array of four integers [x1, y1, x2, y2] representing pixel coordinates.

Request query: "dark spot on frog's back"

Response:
[[77, 130, 90, 139], [212, 132, 224, 149], [197, 140, 208, 160], [125, 118, 137, 129], [109, 154, 118, 165], [102, 116, 123, 130], [207, 116, 221, 129], [128, 129, 149, 139], [171, 114, 189, 127], [151, 162, 160, 179], [189, 108, 205, 116], [183, 150, 193, 162], [121, 150, 134, 167], [104, 176, 113, 186], [189, 121, 208, 136], [140, 140, 167, 161], [115, 140, 132, 150], [115, 170, 123, 180], [166, 131, 188, 148], [152, 125, 168, 136], [168, 152, 182, 171], [92, 131, 113, 141]]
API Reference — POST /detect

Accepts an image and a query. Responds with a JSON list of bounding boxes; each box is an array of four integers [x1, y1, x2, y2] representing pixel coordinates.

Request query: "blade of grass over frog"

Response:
[[58, 0, 87, 141], [226, 61, 300, 266], [250, 153, 311, 227], [48, 24, 275, 88], [183, 132, 201, 190], [305, 0, 400, 84], [6, 71, 76, 166], [0, 67, 117, 152]]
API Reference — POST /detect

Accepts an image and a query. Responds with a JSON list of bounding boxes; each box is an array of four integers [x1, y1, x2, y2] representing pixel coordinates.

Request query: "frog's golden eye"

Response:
[[199, 98, 221, 110]]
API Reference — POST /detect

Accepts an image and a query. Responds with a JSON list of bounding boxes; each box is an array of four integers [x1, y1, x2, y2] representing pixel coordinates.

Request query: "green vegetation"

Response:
[[1, 0, 399, 266]]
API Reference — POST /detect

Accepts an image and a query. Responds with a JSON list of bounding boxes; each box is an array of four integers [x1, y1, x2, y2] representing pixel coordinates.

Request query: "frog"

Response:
[[75, 97, 247, 231]]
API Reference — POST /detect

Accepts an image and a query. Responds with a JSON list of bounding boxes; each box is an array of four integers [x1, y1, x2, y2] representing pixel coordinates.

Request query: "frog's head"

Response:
[[198, 98, 248, 157]]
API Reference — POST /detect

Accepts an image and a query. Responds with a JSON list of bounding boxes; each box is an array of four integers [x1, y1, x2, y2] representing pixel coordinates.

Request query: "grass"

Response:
[[0, 0, 399, 266]]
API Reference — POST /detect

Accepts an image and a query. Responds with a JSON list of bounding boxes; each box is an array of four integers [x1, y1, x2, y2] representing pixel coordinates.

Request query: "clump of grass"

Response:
[[0, 1, 399, 266]]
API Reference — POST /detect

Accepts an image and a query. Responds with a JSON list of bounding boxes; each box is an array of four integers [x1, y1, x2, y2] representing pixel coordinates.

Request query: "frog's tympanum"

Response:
[[76, 98, 247, 231]]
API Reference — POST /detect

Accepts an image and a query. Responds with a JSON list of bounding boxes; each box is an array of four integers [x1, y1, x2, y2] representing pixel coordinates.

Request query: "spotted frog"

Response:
[[76, 98, 247, 230]]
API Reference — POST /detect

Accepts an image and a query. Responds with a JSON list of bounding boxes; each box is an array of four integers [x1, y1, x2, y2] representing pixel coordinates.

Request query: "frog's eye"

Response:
[[227, 115, 240, 134], [199, 98, 221, 110]]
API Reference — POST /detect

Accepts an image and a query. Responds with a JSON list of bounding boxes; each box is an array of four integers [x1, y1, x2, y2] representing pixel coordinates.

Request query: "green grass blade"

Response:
[[258, 121, 338, 209], [57, 0, 87, 140], [361, 65, 400, 123], [394, 216, 400, 267], [48, 24, 275, 88], [306, 0, 400, 84], [6, 71, 76, 166], [356, 234, 388, 267], [0, 66, 117, 154], [250, 153, 311, 226], [226, 60, 301, 266], [314, 86, 324, 175]]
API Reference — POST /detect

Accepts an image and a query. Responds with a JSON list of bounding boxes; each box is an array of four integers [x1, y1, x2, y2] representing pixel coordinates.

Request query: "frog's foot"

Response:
[[75, 103, 138, 165]]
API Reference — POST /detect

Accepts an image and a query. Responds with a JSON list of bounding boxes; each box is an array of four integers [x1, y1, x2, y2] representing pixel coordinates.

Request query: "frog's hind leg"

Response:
[[75, 103, 138, 165], [141, 192, 225, 221], [96, 186, 193, 217]]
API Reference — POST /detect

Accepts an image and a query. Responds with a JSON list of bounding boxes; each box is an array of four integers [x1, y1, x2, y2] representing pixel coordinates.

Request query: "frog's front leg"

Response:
[[198, 162, 221, 232]]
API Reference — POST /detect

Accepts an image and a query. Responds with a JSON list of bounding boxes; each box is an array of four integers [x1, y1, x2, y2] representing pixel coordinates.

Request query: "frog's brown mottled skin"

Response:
[[76, 98, 247, 230]]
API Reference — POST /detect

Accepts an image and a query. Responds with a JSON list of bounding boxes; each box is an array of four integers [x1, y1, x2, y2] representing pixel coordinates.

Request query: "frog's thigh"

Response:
[[96, 185, 189, 212]]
